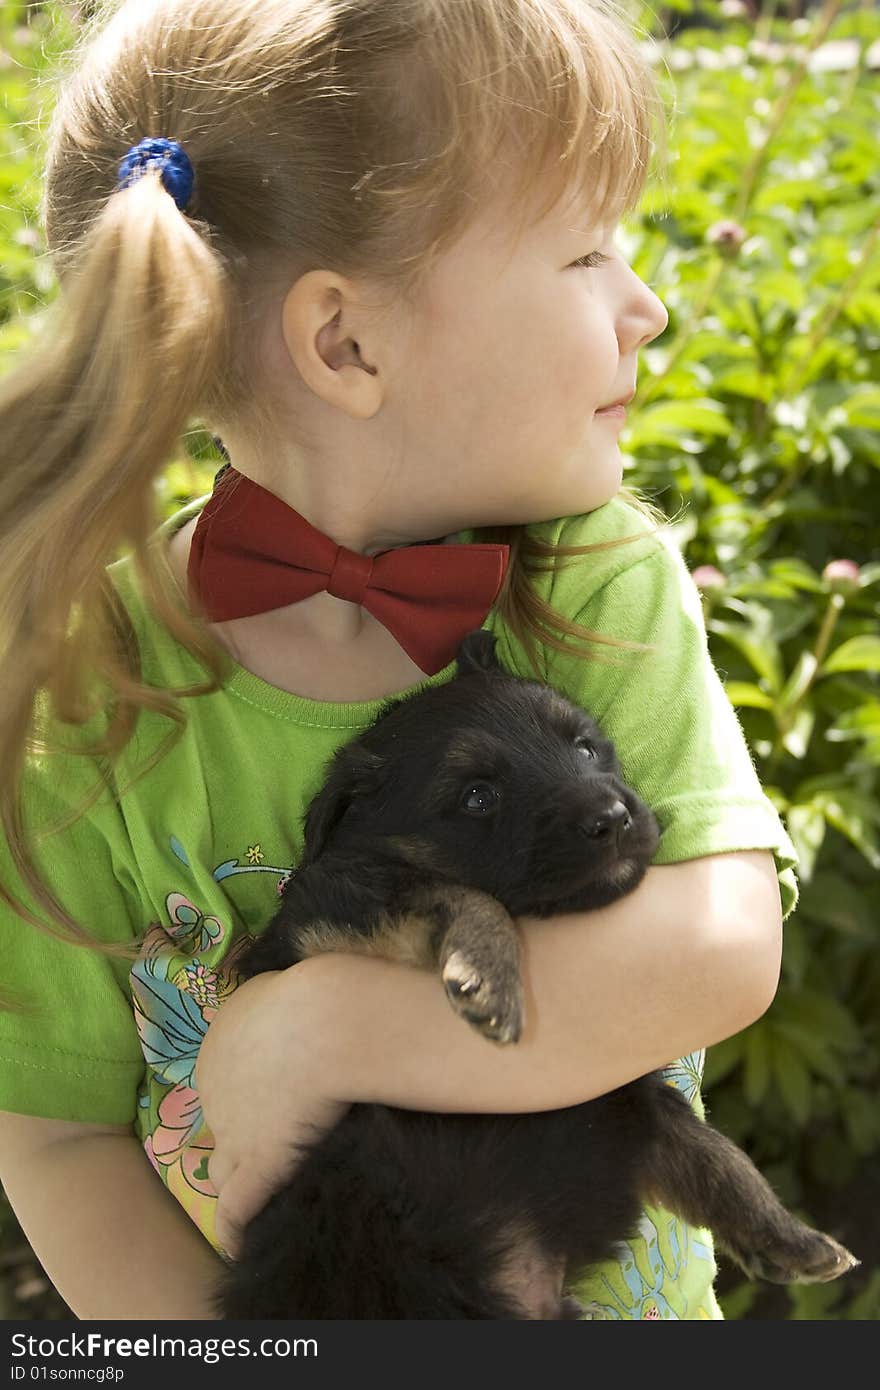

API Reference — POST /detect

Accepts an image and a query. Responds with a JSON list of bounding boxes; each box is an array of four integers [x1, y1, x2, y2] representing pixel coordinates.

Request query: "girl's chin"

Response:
[[583, 458, 625, 508]]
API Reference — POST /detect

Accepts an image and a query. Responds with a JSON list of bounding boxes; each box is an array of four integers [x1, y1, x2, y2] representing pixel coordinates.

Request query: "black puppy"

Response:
[[216, 630, 857, 1319]]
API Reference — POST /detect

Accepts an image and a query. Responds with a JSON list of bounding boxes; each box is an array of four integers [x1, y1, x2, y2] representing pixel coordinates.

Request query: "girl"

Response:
[[0, 0, 796, 1321]]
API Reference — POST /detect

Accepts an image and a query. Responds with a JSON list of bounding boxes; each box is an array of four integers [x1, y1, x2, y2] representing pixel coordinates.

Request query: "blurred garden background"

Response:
[[1, 0, 878, 1320]]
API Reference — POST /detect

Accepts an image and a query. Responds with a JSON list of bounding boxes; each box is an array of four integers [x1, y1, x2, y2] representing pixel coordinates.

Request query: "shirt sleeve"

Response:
[[543, 518, 799, 922], [0, 747, 146, 1125]]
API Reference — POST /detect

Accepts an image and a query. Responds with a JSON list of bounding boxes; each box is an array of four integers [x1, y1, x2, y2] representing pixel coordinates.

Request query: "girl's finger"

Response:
[[214, 1169, 279, 1258], [205, 1147, 235, 1194]]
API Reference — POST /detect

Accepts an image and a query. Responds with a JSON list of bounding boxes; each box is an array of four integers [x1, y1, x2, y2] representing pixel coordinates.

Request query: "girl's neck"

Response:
[[164, 515, 431, 702]]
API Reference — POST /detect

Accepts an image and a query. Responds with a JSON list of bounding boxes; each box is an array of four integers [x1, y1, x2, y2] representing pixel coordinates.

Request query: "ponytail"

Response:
[[0, 165, 230, 957]]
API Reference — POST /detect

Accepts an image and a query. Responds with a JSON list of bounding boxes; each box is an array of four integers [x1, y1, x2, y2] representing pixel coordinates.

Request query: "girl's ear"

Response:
[[300, 744, 385, 864]]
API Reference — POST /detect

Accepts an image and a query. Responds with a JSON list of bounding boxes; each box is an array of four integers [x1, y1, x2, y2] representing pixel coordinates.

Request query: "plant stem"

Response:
[[768, 592, 845, 773]]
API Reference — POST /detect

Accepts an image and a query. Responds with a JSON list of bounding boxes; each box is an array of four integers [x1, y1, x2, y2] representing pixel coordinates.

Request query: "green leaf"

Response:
[[732, 578, 807, 602], [763, 784, 790, 815], [807, 1130, 858, 1189], [768, 559, 825, 593], [703, 1034, 746, 1089], [770, 1033, 812, 1127], [822, 636, 880, 675], [801, 870, 876, 939], [825, 700, 880, 763], [636, 399, 733, 441], [785, 804, 826, 882], [723, 681, 775, 710], [846, 1271, 880, 1320], [774, 989, 861, 1053], [855, 564, 880, 589], [753, 269, 808, 317], [743, 1022, 771, 1107], [782, 706, 816, 760], [779, 915, 809, 989], [718, 1280, 760, 1321], [772, 1021, 844, 1087], [840, 1088, 880, 1156], [841, 386, 880, 431], [788, 1280, 846, 1321], [708, 619, 784, 693], [825, 700, 880, 744], [778, 651, 819, 716], [812, 790, 880, 871], [709, 364, 768, 402], [730, 295, 761, 341]]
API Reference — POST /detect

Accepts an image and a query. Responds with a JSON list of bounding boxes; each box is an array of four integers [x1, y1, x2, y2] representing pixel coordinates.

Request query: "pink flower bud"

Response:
[[692, 565, 727, 592], [822, 559, 860, 583], [822, 559, 861, 593], [706, 220, 747, 256]]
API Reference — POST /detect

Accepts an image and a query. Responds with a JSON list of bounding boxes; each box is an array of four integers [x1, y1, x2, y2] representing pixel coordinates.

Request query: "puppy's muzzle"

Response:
[[578, 798, 632, 843]]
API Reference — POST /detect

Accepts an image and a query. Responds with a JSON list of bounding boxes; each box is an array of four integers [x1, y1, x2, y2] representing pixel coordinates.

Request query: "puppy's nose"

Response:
[[579, 799, 632, 841]]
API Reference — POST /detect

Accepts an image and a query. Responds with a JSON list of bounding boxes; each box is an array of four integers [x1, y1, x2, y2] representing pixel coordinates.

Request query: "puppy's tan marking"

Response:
[[384, 836, 445, 871], [294, 912, 438, 970], [492, 1219, 567, 1319]]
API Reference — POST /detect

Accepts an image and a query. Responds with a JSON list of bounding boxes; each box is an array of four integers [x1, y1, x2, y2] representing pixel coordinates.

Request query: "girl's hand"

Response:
[[194, 962, 350, 1258]]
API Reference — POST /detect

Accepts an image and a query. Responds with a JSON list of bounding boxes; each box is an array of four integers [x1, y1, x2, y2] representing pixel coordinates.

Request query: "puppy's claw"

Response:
[[732, 1229, 859, 1285], [445, 971, 482, 998], [445, 988, 522, 1044], [442, 950, 523, 1044]]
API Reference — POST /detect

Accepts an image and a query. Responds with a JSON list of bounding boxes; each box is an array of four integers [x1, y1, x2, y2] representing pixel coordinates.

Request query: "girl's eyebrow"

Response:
[[560, 217, 601, 239], [560, 202, 615, 237], [562, 223, 613, 244]]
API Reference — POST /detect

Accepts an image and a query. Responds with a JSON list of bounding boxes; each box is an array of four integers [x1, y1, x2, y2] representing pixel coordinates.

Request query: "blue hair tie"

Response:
[[116, 137, 195, 212]]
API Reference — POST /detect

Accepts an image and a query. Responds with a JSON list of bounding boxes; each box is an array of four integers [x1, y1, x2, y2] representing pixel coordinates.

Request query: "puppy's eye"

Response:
[[460, 783, 500, 815], [575, 737, 597, 759]]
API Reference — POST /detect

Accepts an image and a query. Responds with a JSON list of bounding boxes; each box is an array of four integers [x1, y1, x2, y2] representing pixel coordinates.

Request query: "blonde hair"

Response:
[[0, 0, 671, 959]]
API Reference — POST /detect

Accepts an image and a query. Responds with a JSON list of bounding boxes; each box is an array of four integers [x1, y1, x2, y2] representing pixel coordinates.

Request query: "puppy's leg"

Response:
[[493, 1239, 580, 1320], [271, 880, 523, 1044], [639, 1078, 859, 1284], [409, 883, 524, 1044]]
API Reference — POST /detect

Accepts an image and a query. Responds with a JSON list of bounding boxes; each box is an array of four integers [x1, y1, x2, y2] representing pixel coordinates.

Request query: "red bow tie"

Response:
[[186, 467, 510, 676]]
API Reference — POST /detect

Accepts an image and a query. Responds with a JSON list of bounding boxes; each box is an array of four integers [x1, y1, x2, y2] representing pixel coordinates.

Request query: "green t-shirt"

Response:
[[0, 492, 798, 1320]]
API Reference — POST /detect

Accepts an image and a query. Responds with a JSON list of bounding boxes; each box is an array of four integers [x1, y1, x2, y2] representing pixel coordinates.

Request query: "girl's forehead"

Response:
[[443, 137, 623, 257], [551, 173, 622, 233], [425, 192, 592, 291], [507, 170, 618, 243], [503, 186, 611, 256]]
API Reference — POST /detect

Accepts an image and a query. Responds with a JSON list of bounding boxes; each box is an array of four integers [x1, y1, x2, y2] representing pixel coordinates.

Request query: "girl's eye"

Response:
[[571, 251, 612, 270]]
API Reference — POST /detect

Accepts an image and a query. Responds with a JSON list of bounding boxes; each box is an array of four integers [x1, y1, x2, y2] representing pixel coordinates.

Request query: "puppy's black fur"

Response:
[[216, 631, 856, 1319]]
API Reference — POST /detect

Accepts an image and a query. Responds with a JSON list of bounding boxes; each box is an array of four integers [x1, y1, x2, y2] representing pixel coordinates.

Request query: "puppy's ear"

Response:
[[455, 627, 503, 676], [301, 745, 385, 864]]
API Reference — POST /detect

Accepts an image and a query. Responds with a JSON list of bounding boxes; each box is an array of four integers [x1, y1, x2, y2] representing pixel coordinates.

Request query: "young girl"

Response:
[[0, 0, 796, 1321]]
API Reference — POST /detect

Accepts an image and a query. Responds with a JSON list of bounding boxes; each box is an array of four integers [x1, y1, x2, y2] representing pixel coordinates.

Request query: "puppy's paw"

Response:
[[731, 1226, 859, 1285], [442, 950, 523, 1044]]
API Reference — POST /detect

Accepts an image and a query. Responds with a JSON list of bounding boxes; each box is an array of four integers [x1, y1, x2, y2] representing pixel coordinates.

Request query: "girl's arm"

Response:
[[331, 849, 781, 1109], [198, 849, 782, 1251], [0, 1113, 225, 1320]]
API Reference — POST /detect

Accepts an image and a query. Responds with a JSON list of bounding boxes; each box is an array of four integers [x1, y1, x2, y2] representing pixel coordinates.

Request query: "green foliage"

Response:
[[624, 0, 880, 1321], [0, 5, 78, 335], [1, 0, 878, 1321]]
